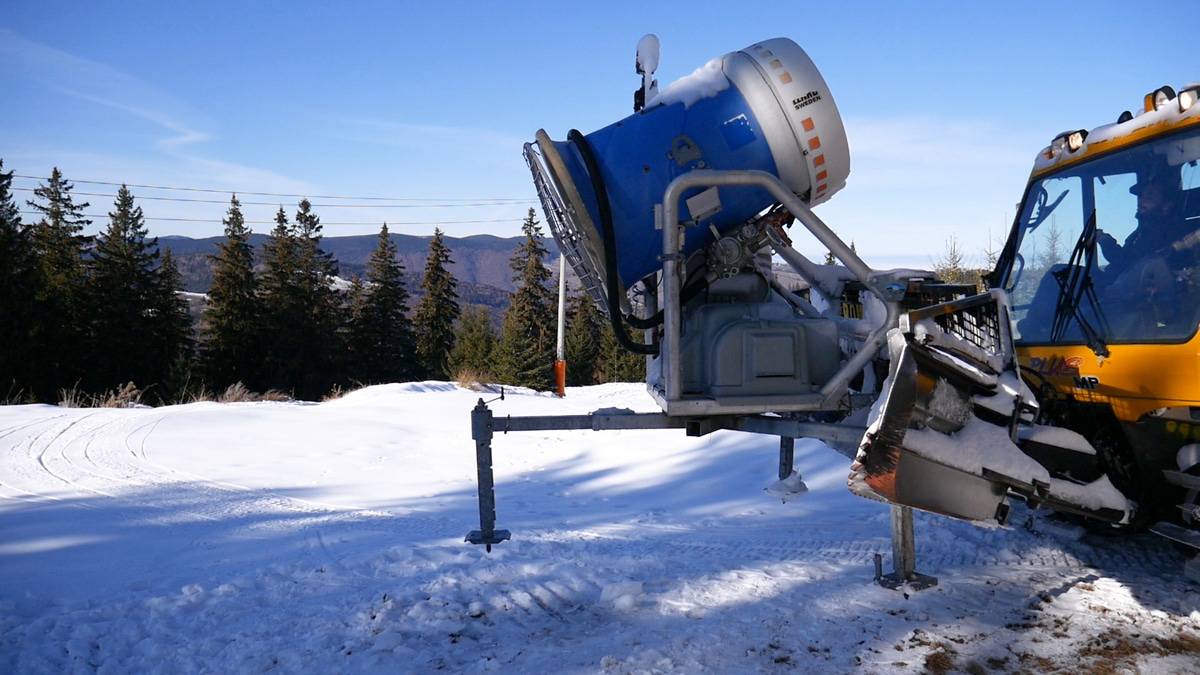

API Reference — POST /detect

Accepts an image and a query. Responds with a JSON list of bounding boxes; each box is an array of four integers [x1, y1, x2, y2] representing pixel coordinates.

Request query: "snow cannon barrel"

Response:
[[526, 37, 849, 300]]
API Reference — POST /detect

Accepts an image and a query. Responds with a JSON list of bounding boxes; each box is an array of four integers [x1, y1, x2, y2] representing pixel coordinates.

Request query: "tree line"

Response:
[[0, 161, 643, 405]]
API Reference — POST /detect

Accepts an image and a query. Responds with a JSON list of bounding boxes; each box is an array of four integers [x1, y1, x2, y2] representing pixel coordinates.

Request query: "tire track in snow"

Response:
[[0, 414, 72, 504]]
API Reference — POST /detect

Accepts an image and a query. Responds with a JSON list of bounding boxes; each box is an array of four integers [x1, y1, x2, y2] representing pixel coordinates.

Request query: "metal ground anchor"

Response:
[[876, 505, 937, 591], [465, 399, 510, 552]]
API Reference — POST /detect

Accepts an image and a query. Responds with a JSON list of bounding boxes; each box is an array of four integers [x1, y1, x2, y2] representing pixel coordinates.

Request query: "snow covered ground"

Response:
[[1, 382, 1198, 673]]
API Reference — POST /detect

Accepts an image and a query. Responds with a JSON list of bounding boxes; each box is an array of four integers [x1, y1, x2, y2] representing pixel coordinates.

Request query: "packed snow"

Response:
[[646, 57, 729, 110], [2, 383, 1199, 673]]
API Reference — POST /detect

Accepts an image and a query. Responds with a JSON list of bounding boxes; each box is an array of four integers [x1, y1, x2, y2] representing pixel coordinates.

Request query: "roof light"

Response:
[[1181, 85, 1199, 113], [1067, 129, 1088, 152], [1144, 85, 1176, 112], [1117, 110, 1133, 124], [1049, 129, 1087, 156], [1051, 135, 1068, 157]]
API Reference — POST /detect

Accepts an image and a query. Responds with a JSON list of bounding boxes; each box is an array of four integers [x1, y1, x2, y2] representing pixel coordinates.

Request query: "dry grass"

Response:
[[1, 385, 35, 405], [217, 382, 256, 403], [214, 382, 292, 403], [321, 384, 347, 402], [453, 367, 492, 392], [58, 382, 143, 408]]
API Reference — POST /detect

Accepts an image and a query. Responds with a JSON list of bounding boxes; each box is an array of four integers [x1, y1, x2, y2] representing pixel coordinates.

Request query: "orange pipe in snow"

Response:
[[554, 360, 566, 397]]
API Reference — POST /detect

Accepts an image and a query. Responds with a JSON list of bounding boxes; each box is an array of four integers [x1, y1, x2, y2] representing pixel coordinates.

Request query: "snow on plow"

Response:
[[850, 290, 1134, 526]]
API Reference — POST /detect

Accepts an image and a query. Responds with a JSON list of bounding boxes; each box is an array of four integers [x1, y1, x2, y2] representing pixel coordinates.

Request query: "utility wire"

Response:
[[12, 174, 534, 203], [10, 186, 531, 209], [18, 211, 520, 226]]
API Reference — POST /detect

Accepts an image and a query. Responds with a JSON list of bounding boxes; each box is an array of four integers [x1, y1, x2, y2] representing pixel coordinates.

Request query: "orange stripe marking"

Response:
[[808, 136, 821, 151], [801, 117, 815, 132]]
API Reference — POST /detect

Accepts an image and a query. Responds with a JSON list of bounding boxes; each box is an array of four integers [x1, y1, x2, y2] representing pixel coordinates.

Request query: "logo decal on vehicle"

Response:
[[1027, 355, 1083, 376]]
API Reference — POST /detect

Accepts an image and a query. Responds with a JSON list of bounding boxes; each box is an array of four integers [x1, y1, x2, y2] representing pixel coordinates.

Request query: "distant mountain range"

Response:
[[158, 232, 562, 313]]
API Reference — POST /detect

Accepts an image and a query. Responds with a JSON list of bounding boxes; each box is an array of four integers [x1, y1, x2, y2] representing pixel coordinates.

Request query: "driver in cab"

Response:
[[1096, 172, 1191, 276]]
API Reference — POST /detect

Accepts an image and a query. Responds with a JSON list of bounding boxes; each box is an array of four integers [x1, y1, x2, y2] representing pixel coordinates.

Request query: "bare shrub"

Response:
[[258, 389, 293, 402], [99, 382, 142, 408]]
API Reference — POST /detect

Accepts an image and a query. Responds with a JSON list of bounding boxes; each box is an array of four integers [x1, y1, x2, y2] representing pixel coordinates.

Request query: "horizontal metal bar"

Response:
[[730, 416, 866, 455], [498, 413, 688, 433]]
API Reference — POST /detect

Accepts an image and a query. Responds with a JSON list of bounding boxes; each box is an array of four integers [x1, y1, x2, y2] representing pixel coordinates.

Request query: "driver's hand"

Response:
[[1096, 229, 1117, 248]]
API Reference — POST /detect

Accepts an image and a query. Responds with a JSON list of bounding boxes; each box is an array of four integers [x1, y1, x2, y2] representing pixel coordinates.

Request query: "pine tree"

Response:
[[347, 223, 416, 384], [0, 160, 36, 397], [413, 228, 460, 380], [26, 168, 91, 400], [496, 209, 556, 389], [259, 207, 302, 392], [447, 306, 496, 378], [292, 199, 343, 398], [86, 185, 161, 391], [202, 196, 262, 389], [148, 249, 195, 401], [564, 291, 601, 385], [259, 201, 343, 399], [597, 321, 645, 383]]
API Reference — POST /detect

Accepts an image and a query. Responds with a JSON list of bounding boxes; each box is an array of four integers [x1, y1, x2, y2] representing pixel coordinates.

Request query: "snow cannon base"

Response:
[[851, 292, 1135, 526]]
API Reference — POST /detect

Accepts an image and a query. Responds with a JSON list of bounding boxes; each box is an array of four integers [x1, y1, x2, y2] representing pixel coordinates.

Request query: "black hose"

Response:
[[567, 129, 659, 355]]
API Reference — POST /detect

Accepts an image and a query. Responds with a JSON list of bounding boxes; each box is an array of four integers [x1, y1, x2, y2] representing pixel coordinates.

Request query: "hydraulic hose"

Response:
[[567, 129, 659, 355]]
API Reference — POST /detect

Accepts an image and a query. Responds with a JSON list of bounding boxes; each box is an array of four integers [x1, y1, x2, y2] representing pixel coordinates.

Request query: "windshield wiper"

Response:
[[1049, 210, 1111, 357]]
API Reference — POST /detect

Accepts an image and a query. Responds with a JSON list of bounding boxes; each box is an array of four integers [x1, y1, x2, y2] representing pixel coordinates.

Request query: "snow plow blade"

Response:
[[850, 291, 1133, 526]]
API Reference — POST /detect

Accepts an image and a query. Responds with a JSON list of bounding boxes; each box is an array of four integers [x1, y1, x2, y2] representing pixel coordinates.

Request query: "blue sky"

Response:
[[3, 1, 1197, 268]]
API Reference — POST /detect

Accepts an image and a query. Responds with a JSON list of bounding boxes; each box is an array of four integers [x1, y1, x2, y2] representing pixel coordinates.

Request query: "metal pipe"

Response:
[[765, 227, 843, 300], [554, 254, 567, 397], [768, 277, 821, 318], [660, 170, 898, 407]]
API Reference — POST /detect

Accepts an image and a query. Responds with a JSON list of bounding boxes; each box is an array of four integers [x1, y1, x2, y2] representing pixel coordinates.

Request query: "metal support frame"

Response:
[[466, 400, 510, 551], [778, 436, 795, 480], [875, 505, 938, 591], [465, 399, 939, 593], [657, 170, 901, 416], [465, 398, 867, 547]]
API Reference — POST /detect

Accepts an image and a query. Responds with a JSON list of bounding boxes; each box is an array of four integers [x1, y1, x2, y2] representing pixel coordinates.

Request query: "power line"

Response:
[[17, 211, 521, 226], [11, 174, 535, 203], [10, 186, 532, 209]]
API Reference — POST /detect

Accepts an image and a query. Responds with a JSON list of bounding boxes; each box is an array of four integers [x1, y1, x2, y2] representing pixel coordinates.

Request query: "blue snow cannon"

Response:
[[526, 37, 850, 301]]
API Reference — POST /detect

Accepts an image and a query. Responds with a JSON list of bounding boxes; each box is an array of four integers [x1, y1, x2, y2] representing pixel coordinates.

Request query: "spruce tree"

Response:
[[26, 168, 91, 400], [597, 321, 645, 383], [86, 185, 160, 391], [149, 248, 195, 400], [447, 306, 496, 378], [203, 196, 262, 389], [413, 228, 460, 380], [259, 207, 301, 391], [259, 201, 343, 399], [564, 291, 601, 385], [0, 160, 36, 397], [292, 199, 342, 398], [496, 209, 556, 389], [347, 223, 416, 384]]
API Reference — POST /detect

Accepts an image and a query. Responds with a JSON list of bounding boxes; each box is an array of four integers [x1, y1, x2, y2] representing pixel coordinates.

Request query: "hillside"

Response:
[[158, 232, 561, 312]]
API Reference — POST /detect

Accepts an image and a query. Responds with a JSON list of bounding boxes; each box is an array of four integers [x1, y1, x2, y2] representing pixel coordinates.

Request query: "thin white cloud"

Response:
[[332, 116, 527, 151], [0, 28, 211, 151]]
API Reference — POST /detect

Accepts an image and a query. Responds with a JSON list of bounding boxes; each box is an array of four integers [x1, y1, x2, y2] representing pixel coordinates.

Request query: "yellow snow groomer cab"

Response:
[[852, 84, 1200, 548]]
